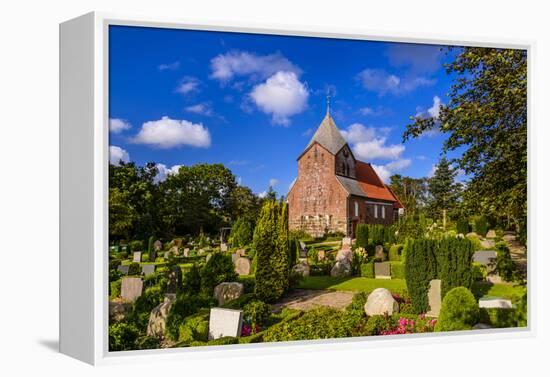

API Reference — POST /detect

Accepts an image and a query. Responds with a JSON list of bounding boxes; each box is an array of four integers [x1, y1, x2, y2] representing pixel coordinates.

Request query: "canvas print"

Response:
[[107, 25, 527, 351]]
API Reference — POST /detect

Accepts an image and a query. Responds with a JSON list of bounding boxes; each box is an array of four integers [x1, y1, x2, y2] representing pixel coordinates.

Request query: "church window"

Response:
[[354, 201, 359, 217], [382, 206, 386, 219], [374, 204, 378, 218]]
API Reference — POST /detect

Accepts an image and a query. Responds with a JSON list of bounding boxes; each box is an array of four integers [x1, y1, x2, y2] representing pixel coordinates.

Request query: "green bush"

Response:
[[127, 262, 141, 276], [109, 322, 140, 351], [200, 253, 238, 295], [473, 215, 489, 236], [109, 258, 122, 270], [405, 238, 438, 313], [177, 312, 209, 344], [238, 275, 256, 293], [437, 237, 474, 296], [230, 217, 254, 247], [479, 308, 518, 328], [243, 300, 272, 329], [495, 242, 516, 282], [356, 224, 369, 248], [182, 263, 201, 295], [390, 262, 405, 279], [435, 287, 479, 332], [129, 240, 144, 252], [166, 294, 216, 341], [472, 262, 488, 281], [364, 315, 396, 336], [456, 218, 470, 235], [221, 292, 257, 309], [389, 244, 403, 261], [360, 261, 375, 278], [110, 279, 122, 298]]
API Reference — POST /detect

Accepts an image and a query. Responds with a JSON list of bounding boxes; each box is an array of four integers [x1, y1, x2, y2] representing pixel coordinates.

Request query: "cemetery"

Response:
[[108, 208, 527, 351]]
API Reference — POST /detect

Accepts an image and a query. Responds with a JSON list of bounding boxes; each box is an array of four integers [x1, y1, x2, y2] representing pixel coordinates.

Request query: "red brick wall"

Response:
[[288, 143, 349, 237]]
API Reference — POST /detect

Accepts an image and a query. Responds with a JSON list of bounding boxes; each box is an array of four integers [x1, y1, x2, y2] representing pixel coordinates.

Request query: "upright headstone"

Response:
[[208, 308, 243, 340], [141, 264, 156, 276], [147, 294, 176, 338], [426, 279, 441, 317], [183, 248, 190, 257], [174, 238, 183, 248], [166, 265, 182, 294], [375, 245, 386, 261], [299, 241, 307, 259], [234, 257, 251, 276], [153, 240, 162, 251], [220, 243, 228, 252], [133, 251, 142, 263], [336, 248, 353, 263], [342, 237, 352, 247], [293, 260, 310, 277], [121, 277, 143, 302], [374, 262, 391, 279], [317, 250, 326, 261], [169, 245, 179, 256]]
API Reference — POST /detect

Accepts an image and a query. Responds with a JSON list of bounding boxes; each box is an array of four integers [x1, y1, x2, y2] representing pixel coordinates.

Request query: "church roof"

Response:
[[355, 161, 398, 202], [305, 112, 347, 155]]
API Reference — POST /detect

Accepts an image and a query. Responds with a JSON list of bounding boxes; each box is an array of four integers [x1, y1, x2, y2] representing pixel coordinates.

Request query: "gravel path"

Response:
[[271, 289, 354, 313]]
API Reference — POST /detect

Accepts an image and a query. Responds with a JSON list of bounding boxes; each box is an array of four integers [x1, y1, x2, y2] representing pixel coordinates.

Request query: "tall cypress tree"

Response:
[[253, 200, 280, 302], [428, 157, 461, 228], [275, 201, 290, 293]]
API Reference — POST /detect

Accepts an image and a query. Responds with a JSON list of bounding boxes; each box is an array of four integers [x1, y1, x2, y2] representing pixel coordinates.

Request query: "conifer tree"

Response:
[[275, 201, 290, 292], [428, 157, 461, 228], [253, 200, 280, 302]]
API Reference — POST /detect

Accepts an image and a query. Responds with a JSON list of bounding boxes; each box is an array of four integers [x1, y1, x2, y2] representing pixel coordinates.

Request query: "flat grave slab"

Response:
[[374, 262, 391, 279], [473, 250, 497, 265], [121, 277, 143, 302], [479, 298, 513, 309], [117, 265, 129, 275], [141, 264, 156, 276]]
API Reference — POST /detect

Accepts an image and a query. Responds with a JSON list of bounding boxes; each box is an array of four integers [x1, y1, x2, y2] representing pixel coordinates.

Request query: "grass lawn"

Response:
[[298, 276, 408, 295], [471, 281, 526, 303]]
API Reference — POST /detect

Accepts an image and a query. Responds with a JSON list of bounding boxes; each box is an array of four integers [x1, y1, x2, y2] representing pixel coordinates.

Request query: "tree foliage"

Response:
[[404, 47, 527, 237], [428, 157, 462, 226], [389, 174, 428, 217]]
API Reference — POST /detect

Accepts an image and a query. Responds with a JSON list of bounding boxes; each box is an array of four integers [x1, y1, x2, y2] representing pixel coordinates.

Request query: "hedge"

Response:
[[473, 215, 489, 236], [479, 308, 519, 328], [456, 218, 470, 235], [389, 244, 403, 261], [390, 261, 405, 279], [355, 224, 369, 248], [360, 261, 375, 278]]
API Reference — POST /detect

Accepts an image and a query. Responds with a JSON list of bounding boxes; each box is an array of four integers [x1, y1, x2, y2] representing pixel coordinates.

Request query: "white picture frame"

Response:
[[59, 11, 534, 365]]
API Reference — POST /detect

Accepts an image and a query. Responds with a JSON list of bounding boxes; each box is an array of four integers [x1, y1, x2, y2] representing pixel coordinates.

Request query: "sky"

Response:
[[109, 25, 465, 196]]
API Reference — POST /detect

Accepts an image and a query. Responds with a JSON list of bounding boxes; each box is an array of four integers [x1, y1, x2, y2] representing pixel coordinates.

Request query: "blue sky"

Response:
[[109, 25, 463, 196]]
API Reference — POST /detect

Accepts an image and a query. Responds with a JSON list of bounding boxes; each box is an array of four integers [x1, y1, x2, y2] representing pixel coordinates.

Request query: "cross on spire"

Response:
[[326, 90, 331, 115]]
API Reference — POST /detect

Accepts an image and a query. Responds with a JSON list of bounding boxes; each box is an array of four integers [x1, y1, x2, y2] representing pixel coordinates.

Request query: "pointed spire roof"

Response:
[[305, 112, 347, 155]]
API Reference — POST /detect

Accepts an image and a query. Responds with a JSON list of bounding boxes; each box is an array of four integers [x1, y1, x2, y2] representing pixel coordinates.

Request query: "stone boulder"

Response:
[[331, 259, 352, 277], [146, 294, 176, 338], [480, 239, 496, 249], [293, 260, 310, 277], [213, 282, 244, 306], [486, 230, 497, 239], [364, 288, 399, 316]]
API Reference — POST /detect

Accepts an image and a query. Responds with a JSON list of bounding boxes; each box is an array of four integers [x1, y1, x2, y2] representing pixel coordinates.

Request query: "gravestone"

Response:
[[231, 253, 239, 263], [121, 277, 143, 302], [234, 257, 251, 275], [208, 308, 243, 340], [169, 245, 179, 256], [148, 248, 157, 262], [426, 279, 441, 317], [331, 259, 352, 277], [374, 262, 391, 279], [146, 293, 176, 338], [117, 265, 129, 275], [236, 249, 246, 257], [473, 250, 497, 265], [336, 248, 353, 263], [479, 298, 513, 309], [220, 243, 228, 252], [375, 245, 386, 261], [153, 240, 162, 251], [213, 282, 244, 306], [183, 248, 190, 257], [342, 237, 352, 246], [317, 250, 326, 261], [141, 264, 156, 276], [486, 230, 497, 239], [364, 288, 399, 316], [133, 251, 142, 263], [166, 265, 182, 294], [299, 242, 308, 259], [174, 238, 183, 248]]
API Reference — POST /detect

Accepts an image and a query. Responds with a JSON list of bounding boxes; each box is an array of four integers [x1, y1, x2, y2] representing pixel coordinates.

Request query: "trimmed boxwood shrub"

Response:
[[437, 237, 474, 296], [435, 287, 479, 332], [479, 308, 518, 328], [356, 224, 369, 248], [127, 262, 141, 276], [473, 215, 489, 236], [360, 261, 375, 278], [390, 261, 405, 279], [405, 238, 438, 313], [200, 253, 238, 295], [389, 244, 403, 261]]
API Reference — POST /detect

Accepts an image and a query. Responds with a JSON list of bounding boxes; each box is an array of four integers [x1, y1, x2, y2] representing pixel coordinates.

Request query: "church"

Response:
[[287, 109, 404, 238]]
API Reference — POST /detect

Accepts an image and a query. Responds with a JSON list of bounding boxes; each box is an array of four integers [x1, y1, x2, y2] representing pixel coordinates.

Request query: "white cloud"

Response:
[[372, 159, 412, 183], [269, 178, 279, 187], [359, 106, 389, 117], [109, 118, 132, 134], [184, 103, 213, 116], [109, 146, 130, 166], [158, 61, 180, 71], [340, 123, 404, 161], [258, 191, 267, 198], [155, 163, 183, 182], [210, 51, 300, 82], [427, 164, 437, 178], [175, 76, 200, 95], [415, 96, 444, 137], [132, 116, 211, 149], [302, 128, 314, 137], [250, 71, 309, 126], [357, 68, 434, 96]]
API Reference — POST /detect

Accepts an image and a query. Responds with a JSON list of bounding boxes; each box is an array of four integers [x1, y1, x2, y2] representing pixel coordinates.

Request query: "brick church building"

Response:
[[287, 110, 404, 238]]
